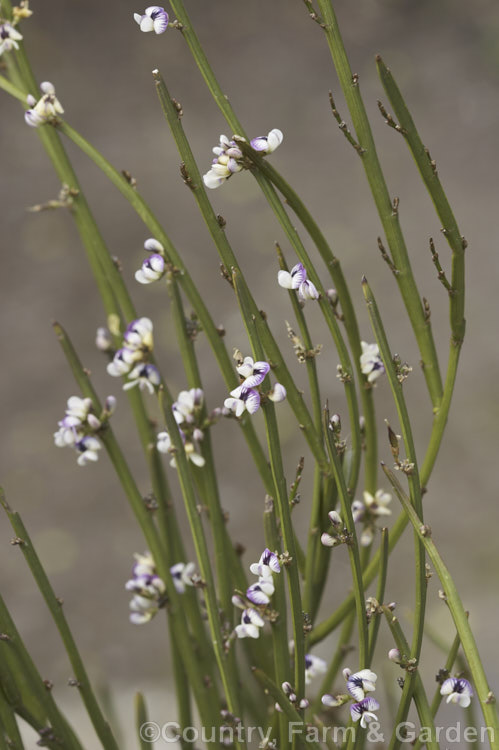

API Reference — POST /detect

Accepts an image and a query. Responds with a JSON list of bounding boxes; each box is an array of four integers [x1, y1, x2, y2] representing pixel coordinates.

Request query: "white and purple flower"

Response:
[[135, 254, 165, 284], [0, 22, 23, 55], [126, 551, 166, 624], [236, 357, 270, 388], [249, 548, 280, 578], [360, 341, 385, 384], [440, 678, 473, 708], [170, 561, 196, 594], [278, 262, 319, 302], [25, 81, 64, 128], [135, 238, 166, 284], [344, 668, 378, 701], [203, 134, 244, 189], [123, 363, 161, 395], [246, 576, 275, 606], [224, 385, 261, 417], [107, 347, 139, 377], [54, 395, 113, 467], [123, 317, 154, 353], [133, 6, 169, 34], [351, 697, 380, 728], [75, 435, 102, 467], [250, 128, 283, 154], [235, 608, 265, 639]]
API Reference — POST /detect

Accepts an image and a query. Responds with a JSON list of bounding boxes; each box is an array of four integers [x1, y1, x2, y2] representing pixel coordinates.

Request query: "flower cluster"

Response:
[[224, 354, 286, 418], [352, 489, 392, 547], [157, 388, 205, 468], [135, 238, 167, 284], [106, 317, 160, 394], [360, 341, 385, 384], [25, 81, 64, 128], [170, 561, 196, 594], [133, 6, 169, 34], [54, 395, 115, 466], [440, 677, 473, 708], [125, 552, 166, 625], [203, 129, 283, 190], [322, 668, 380, 729], [233, 549, 281, 639], [278, 262, 319, 301], [0, 22, 22, 55]]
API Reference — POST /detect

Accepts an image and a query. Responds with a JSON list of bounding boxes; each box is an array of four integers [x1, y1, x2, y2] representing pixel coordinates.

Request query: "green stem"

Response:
[[315, 0, 443, 407], [309, 332, 461, 644], [367, 527, 389, 665], [323, 409, 368, 667], [158, 386, 243, 724], [383, 466, 499, 747], [382, 607, 438, 750], [152, 70, 329, 475], [0, 492, 119, 750], [164, 0, 374, 494], [241, 148, 377, 493], [0, 594, 83, 750], [233, 269, 306, 700], [413, 632, 461, 750], [375, 56, 466, 346], [309, 610, 355, 716], [362, 277, 426, 733], [0, 686, 25, 750], [251, 669, 321, 750], [264, 497, 291, 750]]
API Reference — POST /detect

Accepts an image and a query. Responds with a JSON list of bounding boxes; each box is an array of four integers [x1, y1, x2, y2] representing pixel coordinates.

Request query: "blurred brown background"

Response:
[[1, 0, 499, 746]]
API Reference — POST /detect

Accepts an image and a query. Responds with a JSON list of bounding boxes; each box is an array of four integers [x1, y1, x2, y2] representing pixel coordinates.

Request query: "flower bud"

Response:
[[388, 648, 401, 663]]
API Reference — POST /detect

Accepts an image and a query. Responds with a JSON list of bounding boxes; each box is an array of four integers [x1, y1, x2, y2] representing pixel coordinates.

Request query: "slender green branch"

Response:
[[413, 632, 461, 750], [158, 386, 243, 723], [152, 69, 329, 474], [323, 409, 368, 667], [376, 56, 466, 346], [251, 669, 321, 750], [233, 268, 306, 700], [0, 594, 83, 750], [315, 0, 443, 407], [383, 465, 499, 747], [367, 527, 389, 665], [264, 497, 291, 750], [0, 492, 119, 750], [0, 687, 24, 750], [362, 277, 427, 730], [382, 607, 438, 750]]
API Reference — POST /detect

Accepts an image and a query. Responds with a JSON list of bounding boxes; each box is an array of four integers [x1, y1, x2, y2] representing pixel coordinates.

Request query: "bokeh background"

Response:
[[1, 0, 499, 746]]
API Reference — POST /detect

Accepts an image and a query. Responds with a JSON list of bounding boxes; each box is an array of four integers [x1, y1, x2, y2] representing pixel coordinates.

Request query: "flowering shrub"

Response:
[[0, 1, 497, 749]]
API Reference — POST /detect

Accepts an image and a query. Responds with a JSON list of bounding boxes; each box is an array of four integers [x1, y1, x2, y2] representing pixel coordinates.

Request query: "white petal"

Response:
[[266, 129, 284, 152], [277, 270, 293, 289], [139, 16, 155, 31]]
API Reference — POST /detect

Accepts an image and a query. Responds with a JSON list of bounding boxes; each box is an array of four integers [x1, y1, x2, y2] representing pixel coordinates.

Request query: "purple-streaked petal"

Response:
[[250, 135, 269, 152], [299, 279, 319, 300], [242, 361, 270, 388], [244, 388, 261, 415]]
